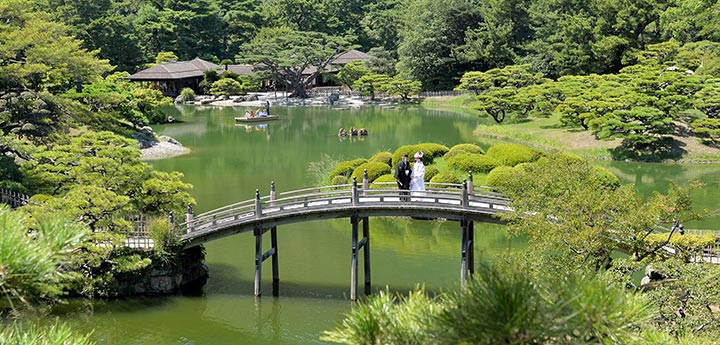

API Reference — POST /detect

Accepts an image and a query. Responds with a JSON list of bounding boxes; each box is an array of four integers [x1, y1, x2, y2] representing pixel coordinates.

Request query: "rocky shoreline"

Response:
[[135, 126, 190, 160]]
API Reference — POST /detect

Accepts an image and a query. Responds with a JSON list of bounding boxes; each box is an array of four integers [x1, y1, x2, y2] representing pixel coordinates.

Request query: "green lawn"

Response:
[[422, 96, 720, 163]]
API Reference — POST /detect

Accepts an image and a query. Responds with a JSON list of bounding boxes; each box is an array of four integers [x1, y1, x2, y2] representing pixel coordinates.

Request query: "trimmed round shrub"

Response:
[[444, 143, 484, 159], [486, 166, 516, 188], [370, 151, 393, 166], [391, 143, 449, 167], [328, 158, 368, 179], [558, 151, 584, 162], [351, 161, 392, 182], [486, 143, 541, 167], [424, 166, 440, 182], [330, 175, 347, 185], [591, 166, 620, 189], [416, 143, 450, 160], [446, 153, 500, 173], [370, 174, 397, 188], [430, 172, 462, 184]]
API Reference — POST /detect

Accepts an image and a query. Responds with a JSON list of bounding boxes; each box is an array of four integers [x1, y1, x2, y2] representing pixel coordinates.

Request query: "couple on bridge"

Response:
[[394, 151, 426, 201]]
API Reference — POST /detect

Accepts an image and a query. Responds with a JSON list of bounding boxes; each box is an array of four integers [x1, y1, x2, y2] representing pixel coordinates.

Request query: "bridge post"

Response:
[[467, 171, 474, 195], [254, 225, 263, 297], [363, 217, 371, 295], [468, 221, 475, 276], [350, 215, 359, 300], [362, 169, 369, 195], [270, 181, 276, 205], [462, 180, 469, 208], [460, 218, 469, 288], [186, 204, 194, 234], [255, 189, 262, 219], [269, 182, 279, 295], [271, 226, 279, 296], [352, 177, 358, 206]]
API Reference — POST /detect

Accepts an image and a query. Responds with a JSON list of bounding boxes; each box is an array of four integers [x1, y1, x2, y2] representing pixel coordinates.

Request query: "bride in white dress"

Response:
[[410, 151, 426, 197]]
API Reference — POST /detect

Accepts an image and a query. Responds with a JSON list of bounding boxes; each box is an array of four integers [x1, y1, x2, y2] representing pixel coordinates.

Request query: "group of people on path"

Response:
[[394, 151, 425, 201]]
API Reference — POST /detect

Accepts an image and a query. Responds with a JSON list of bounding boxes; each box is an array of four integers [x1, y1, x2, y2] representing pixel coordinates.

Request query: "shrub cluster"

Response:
[[328, 158, 367, 180], [430, 172, 462, 184], [371, 174, 397, 188], [444, 143, 485, 159], [370, 151, 393, 166], [486, 166, 516, 188], [391, 143, 449, 167], [486, 143, 541, 167], [352, 161, 392, 182], [446, 153, 500, 173], [424, 166, 439, 182]]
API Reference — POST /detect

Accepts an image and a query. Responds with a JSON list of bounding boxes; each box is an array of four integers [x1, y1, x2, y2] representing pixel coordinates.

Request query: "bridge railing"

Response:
[[175, 181, 511, 235]]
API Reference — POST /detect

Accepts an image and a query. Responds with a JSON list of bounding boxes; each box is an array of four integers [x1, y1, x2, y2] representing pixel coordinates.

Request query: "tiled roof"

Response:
[[332, 49, 371, 65], [226, 64, 255, 75], [128, 58, 219, 80], [128, 50, 370, 80]]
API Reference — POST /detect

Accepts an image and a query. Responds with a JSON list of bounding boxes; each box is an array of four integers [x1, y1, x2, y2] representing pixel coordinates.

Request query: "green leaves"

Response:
[[239, 29, 355, 98]]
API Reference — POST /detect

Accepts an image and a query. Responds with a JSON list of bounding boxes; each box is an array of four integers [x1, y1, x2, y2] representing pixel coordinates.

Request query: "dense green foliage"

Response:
[[445, 153, 500, 173], [328, 158, 368, 181], [0, 207, 89, 307], [324, 255, 654, 344], [0, 0, 196, 309], [369, 151, 393, 166], [485, 143, 541, 167], [0, 320, 94, 345], [391, 143, 449, 167], [351, 161, 392, 183]]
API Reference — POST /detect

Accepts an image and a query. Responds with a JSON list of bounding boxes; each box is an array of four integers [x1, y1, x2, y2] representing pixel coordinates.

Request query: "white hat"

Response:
[[414, 152, 423, 159]]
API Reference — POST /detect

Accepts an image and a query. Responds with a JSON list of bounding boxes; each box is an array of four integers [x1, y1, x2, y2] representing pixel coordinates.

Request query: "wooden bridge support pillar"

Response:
[[460, 218, 474, 288], [350, 215, 371, 300], [254, 225, 279, 297]]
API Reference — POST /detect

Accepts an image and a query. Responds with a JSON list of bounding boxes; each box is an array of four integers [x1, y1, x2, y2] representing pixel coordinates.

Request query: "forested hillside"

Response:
[[30, 0, 720, 89]]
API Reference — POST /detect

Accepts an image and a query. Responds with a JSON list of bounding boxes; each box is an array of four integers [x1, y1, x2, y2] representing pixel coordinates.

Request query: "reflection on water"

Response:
[[53, 105, 720, 344]]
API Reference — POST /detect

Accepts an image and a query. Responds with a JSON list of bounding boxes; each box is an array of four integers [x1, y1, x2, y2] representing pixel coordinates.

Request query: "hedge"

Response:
[[446, 153, 500, 173], [591, 166, 620, 189], [486, 143, 541, 167], [370, 151, 393, 166], [351, 161, 392, 182], [443, 143, 485, 159], [486, 166, 516, 188], [370, 174, 397, 188], [430, 172, 462, 184], [391, 143, 449, 167], [330, 175, 347, 185], [424, 166, 439, 182], [328, 158, 368, 180]]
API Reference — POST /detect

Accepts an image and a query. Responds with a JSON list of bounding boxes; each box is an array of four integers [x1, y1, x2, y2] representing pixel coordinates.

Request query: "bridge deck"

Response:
[[178, 182, 511, 248]]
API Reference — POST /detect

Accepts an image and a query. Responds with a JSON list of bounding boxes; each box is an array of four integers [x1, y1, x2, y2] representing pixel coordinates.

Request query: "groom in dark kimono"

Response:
[[395, 153, 412, 202]]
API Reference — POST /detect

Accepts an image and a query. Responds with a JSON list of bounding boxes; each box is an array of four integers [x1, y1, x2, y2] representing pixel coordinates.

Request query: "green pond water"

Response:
[[55, 105, 720, 344]]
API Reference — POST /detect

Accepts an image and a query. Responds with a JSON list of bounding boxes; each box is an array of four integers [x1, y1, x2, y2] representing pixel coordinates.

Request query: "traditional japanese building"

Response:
[[128, 50, 371, 96]]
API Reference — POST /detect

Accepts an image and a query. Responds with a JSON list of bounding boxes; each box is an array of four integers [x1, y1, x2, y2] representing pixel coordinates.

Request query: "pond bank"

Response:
[[422, 96, 720, 164]]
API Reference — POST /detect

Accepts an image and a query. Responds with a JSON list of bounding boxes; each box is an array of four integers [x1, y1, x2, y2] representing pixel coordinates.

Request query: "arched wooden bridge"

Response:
[[176, 175, 511, 299]]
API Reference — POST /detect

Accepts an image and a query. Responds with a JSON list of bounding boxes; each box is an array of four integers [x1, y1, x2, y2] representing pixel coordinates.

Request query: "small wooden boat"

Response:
[[234, 115, 279, 123]]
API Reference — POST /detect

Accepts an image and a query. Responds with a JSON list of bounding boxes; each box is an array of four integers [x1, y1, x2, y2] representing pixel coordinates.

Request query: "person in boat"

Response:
[[350, 127, 358, 136], [338, 127, 347, 136], [265, 100, 270, 115], [359, 128, 368, 136], [245, 110, 252, 118], [248, 110, 255, 118]]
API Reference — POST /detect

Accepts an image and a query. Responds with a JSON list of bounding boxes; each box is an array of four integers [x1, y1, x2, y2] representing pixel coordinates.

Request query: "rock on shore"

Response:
[[135, 126, 190, 160]]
